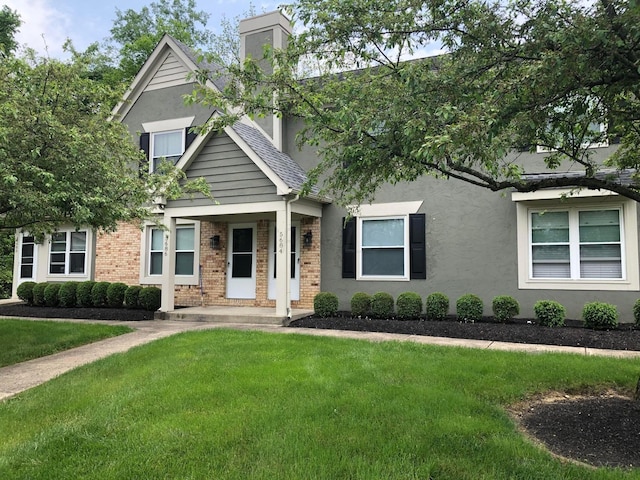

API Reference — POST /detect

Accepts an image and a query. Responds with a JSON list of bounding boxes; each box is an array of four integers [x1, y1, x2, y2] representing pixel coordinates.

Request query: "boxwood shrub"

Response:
[[533, 300, 566, 327], [138, 286, 162, 312], [350, 292, 371, 317], [456, 294, 483, 323], [492, 295, 520, 323], [58, 282, 78, 308], [314, 292, 339, 317], [16, 281, 36, 305], [124, 285, 143, 309], [583, 302, 618, 330], [106, 282, 128, 308], [76, 281, 96, 308], [91, 281, 111, 308], [396, 292, 423, 320], [371, 292, 394, 319], [32, 282, 48, 307], [425, 292, 449, 321], [634, 299, 640, 327], [44, 283, 61, 307]]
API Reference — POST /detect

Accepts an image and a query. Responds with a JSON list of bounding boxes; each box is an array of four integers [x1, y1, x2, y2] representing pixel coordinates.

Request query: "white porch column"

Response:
[[160, 215, 176, 312], [275, 200, 292, 317]]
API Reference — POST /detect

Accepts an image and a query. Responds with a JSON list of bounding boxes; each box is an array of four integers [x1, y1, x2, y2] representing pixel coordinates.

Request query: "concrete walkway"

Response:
[[2, 318, 640, 402]]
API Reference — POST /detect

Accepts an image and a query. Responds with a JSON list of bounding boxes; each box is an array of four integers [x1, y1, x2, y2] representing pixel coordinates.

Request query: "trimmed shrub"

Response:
[[106, 282, 128, 308], [396, 292, 423, 319], [138, 286, 162, 312], [350, 292, 371, 317], [124, 285, 143, 309], [16, 281, 36, 305], [456, 294, 483, 322], [58, 282, 78, 308], [534, 300, 566, 327], [492, 295, 520, 323], [76, 281, 95, 308], [634, 299, 640, 327], [371, 292, 395, 319], [314, 292, 339, 317], [583, 302, 618, 330], [91, 281, 110, 308], [425, 292, 449, 321], [44, 283, 61, 307], [32, 282, 48, 307]]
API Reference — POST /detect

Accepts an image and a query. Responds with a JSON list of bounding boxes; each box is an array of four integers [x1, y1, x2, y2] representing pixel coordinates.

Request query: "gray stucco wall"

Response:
[[168, 133, 279, 208], [283, 117, 640, 322], [122, 83, 214, 139]]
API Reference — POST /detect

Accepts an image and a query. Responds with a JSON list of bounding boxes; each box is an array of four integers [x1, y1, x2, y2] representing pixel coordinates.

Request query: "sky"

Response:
[[4, 0, 277, 58]]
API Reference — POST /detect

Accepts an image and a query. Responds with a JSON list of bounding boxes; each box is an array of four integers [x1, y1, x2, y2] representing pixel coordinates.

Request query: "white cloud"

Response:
[[4, 0, 72, 57]]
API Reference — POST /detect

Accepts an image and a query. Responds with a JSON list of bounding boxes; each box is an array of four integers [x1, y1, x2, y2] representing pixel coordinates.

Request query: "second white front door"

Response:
[[227, 224, 256, 299], [268, 222, 300, 301]]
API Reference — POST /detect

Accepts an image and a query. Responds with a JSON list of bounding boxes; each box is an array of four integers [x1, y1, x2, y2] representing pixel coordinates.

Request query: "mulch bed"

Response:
[[3, 304, 640, 469], [289, 315, 640, 351], [0, 304, 155, 321]]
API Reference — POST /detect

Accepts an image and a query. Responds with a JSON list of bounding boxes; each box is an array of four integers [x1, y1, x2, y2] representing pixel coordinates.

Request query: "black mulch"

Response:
[[289, 315, 640, 351], [0, 304, 154, 321]]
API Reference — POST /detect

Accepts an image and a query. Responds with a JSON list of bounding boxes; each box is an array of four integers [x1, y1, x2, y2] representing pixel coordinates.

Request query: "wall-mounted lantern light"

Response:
[[210, 235, 221, 250], [303, 230, 313, 247]]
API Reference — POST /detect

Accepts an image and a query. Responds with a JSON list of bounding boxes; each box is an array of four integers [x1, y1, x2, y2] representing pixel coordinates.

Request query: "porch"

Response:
[[156, 305, 314, 326]]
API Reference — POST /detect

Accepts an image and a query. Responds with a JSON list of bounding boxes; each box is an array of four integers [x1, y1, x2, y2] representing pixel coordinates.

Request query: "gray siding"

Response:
[[122, 83, 214, 139], [145, 52, 190, 91], [319, 174, 640, 322], [168, 133, 279, 208]]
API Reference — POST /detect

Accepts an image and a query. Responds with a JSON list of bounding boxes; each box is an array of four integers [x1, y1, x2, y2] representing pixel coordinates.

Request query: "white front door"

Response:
[[268, 222, 300, 301], [227, 224, 256, 299]]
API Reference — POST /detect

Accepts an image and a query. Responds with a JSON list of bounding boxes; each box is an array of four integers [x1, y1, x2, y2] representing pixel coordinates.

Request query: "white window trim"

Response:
[[142, 116, 195, 133], [356, 215, 410, 281], [140, 220, 200, 286], [515, 196, 639, 290], [46, 229, 90, 279], [150, 129, 185, 173]]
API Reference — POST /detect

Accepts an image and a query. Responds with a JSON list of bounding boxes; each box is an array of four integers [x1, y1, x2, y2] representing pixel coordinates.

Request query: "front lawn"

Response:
[[0, 319, 133, 367], [0, 329, 638, 479]]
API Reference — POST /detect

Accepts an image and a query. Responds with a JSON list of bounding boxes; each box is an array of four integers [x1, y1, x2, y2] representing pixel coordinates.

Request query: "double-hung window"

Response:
[[49, 231, 87, 275], [513, 189, 639, 291], [151, 130, 184, 172], [142, 222, 199, 285], [19, 234, 36, 279], [530, 208, 622, 280], [175, 226, 195, 276], [342, 207, 426, 281], [149, 228, 164, 276], [360, 217, 408, 278]]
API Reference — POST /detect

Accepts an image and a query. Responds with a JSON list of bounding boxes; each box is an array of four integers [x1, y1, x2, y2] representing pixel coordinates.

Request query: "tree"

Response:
[[0, 52, 208, 239], [202, 0, 640, 205], [108, 0, 214, 83], [0, 5, 21, 57]]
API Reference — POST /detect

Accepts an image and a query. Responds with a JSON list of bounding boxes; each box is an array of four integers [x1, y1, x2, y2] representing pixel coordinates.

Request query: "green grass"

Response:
[[0, 319, 133, 367], [1, 329, 639, 479]]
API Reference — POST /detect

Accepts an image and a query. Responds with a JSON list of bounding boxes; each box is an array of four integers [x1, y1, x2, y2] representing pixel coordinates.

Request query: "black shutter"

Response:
[[139, 132, 150, 175], [409, 213, 426, 279], [185, 127, 198, 150], [342, 217, 356, 278]]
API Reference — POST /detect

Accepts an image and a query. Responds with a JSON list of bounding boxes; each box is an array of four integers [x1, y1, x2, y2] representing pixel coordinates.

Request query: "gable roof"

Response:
[[112, 33, 327, 202]]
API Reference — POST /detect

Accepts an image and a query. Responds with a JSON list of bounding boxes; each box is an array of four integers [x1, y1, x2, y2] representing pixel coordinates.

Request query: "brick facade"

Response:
[[95, 217, 320, 309]]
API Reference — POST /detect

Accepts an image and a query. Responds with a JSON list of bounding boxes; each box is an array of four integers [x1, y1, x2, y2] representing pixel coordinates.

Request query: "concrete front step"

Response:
[[157, 306, 314, 326]]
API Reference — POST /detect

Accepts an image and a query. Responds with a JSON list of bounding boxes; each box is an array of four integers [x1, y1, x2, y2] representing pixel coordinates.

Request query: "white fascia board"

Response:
[[511, 188, 617, 202], [164, 201, 287, 218], [347, 201, 423, 217]]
